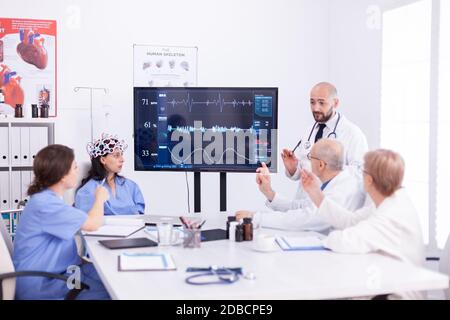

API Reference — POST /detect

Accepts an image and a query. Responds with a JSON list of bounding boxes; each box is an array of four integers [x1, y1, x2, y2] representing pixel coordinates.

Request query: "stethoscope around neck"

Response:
[[293, 112, 341, 152]]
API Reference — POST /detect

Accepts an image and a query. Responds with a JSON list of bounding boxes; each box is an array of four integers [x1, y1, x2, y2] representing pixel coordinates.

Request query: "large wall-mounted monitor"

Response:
[[134, 87, 278, 172]]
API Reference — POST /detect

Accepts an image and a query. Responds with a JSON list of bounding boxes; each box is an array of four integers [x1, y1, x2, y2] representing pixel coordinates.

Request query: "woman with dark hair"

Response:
[[75, 133, 145, 215], [12, 144, 110, 299]]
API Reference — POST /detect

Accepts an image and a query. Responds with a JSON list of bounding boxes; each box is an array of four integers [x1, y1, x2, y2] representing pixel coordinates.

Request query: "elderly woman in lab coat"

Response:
[[301, 149, 425, 299]]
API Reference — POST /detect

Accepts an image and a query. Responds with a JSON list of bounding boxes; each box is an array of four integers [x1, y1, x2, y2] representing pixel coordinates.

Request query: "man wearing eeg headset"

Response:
[[272, 82, 369, 212]]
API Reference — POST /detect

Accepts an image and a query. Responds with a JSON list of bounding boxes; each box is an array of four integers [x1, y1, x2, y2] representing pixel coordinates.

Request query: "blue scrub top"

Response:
[[74, 176, 145, 216], [13, 189, 87, 300]]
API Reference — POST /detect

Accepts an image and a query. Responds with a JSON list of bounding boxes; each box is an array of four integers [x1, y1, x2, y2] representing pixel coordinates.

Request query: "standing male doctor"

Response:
[[267, 82, 369, 212]]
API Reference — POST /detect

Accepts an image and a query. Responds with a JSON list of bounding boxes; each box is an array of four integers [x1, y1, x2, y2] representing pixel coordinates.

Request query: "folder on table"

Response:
[[275, 236, 327, 251], [118, 252, 177, 271]]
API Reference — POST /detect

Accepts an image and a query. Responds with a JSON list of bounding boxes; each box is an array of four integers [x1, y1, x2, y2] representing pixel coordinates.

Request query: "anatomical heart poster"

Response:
[[133, 45, 197, 87], [0, 18, 57, 117]]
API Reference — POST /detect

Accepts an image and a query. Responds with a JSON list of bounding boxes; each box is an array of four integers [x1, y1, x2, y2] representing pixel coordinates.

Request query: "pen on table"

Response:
[[198, 220, 206, 229]]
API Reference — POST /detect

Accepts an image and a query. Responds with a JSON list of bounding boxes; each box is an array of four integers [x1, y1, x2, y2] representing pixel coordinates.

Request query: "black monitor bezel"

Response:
[[133, 87, 278, 173]]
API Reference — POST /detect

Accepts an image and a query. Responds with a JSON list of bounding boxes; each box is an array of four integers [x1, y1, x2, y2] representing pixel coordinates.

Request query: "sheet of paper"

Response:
[[283, 236, 323, 247], [82, 224, 143, 237], [104, 216, 144, 226]]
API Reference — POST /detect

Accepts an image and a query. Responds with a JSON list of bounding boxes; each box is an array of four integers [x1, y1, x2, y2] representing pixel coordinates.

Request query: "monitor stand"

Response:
[[194, 172, 227, 213]]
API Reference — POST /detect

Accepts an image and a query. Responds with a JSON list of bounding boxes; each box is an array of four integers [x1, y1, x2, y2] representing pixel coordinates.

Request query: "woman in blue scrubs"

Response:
[[75, 134, 145, 215], [13, 144, 110, 300]]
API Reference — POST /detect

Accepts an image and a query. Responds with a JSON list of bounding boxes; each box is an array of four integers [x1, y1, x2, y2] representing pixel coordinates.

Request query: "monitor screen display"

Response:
[[134, 87, 278, 172]]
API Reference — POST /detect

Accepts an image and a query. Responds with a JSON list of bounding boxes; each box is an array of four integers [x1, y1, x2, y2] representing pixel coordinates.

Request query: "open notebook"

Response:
[[118, 252, 177, 271], [275, 235, 327, 251], [82, 217, 145, 238]]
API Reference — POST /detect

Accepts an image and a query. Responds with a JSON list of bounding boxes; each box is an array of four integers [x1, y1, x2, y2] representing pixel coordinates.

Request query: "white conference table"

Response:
[[83, 213, 449, 300]]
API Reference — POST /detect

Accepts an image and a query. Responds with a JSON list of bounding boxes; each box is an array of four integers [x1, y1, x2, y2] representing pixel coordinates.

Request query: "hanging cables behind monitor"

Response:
[[185, 171, 191, 213]]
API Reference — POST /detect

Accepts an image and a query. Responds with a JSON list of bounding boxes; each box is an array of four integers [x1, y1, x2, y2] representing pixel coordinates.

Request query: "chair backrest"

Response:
[[0, 228, 16, 300], [439, 233, 450, 300], [0, 215, 13, 256]]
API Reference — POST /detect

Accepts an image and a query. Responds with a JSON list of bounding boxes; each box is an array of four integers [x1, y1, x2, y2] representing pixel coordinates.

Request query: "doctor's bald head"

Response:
[[309, 139, 344, 180], [310, 82, 340, 123]]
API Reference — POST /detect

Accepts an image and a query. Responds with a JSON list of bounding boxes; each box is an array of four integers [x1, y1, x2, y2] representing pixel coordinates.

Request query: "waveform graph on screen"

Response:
[[134, 87, 278, 172]]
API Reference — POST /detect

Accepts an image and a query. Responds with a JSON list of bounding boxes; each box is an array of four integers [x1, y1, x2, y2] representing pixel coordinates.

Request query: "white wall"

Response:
[[1, 0, 331, 214], [327, 0, 422, 150], [327, 0, 382, 150]]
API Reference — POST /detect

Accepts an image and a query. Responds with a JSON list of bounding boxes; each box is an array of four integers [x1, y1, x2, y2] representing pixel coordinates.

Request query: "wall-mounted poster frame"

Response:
[[133, 44, 197, 87], [0, 18, 57, 117]]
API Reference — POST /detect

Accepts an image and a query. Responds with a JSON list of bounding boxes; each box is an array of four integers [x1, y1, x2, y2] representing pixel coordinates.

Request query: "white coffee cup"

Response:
[[253, 234, 277, 252]]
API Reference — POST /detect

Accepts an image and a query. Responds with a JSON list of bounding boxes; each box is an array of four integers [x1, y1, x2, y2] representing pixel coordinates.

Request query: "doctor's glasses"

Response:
[[307, 152, 327, 165], [357, 164, 371, 176]]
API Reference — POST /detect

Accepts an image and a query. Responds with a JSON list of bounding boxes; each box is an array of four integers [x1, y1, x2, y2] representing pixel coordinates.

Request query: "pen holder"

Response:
[[183, 227, 201, 249]]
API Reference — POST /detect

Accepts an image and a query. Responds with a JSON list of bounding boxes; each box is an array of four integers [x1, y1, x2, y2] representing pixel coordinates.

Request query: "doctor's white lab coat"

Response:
[[288, 112, 369, 181]]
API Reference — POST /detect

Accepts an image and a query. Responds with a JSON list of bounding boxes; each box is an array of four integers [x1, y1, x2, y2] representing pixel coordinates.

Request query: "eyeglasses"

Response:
[[357, 164, 370, 176], [307, 153, 327, 165]]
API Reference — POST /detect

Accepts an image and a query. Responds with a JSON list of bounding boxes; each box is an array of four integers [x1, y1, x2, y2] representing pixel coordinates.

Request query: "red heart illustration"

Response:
[[0, 63, 10, 86], [16, 29, 48, 70], [0, 65, 24, 108]]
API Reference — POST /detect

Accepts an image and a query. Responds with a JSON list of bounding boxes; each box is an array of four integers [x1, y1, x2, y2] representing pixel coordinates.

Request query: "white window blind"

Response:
[[436, 0, 450, 248], [380, 0, 432, 244]]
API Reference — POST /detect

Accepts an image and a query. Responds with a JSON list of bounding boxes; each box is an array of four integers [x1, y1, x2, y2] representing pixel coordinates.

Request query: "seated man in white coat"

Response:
[[236, 139, 366, 232], [301, 149, 425, 299]]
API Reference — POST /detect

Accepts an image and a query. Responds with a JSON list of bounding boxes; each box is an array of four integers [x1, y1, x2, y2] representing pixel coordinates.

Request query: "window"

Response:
[[380, 0, 432, 244], [381, 0, 450, 250], [436, 0, 450, 248]]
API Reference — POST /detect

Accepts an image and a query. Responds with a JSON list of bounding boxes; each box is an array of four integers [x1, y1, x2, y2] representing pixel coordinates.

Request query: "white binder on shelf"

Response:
[[0, 127, 8, 166], [11, 127, 21, 166], [20, 127, 31, 166], [21, 171, 31, 204], [29, 127, 48, 161], [11, 171, 21, 208], [0, 171, 10, 211]]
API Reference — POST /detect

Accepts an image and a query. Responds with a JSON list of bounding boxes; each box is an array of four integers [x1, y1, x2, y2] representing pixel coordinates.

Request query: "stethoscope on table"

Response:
[[292, 112, 341, 153], [185, 266, 242, 285], [185, 266, 256, 285]]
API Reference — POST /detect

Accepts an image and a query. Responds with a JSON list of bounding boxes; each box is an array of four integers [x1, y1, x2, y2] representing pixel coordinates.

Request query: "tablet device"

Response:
[[99, 237, 158, 249], [201, 229, 227, 242]]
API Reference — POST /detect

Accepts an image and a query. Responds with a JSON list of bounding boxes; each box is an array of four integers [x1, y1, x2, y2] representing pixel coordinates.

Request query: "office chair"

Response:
[[0, 218, 90, 300]]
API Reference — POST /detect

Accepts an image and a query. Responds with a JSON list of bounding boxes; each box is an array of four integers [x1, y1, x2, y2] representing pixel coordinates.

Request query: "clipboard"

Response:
[[118, 252, 177, 271], [275, 236, 327, 251]]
